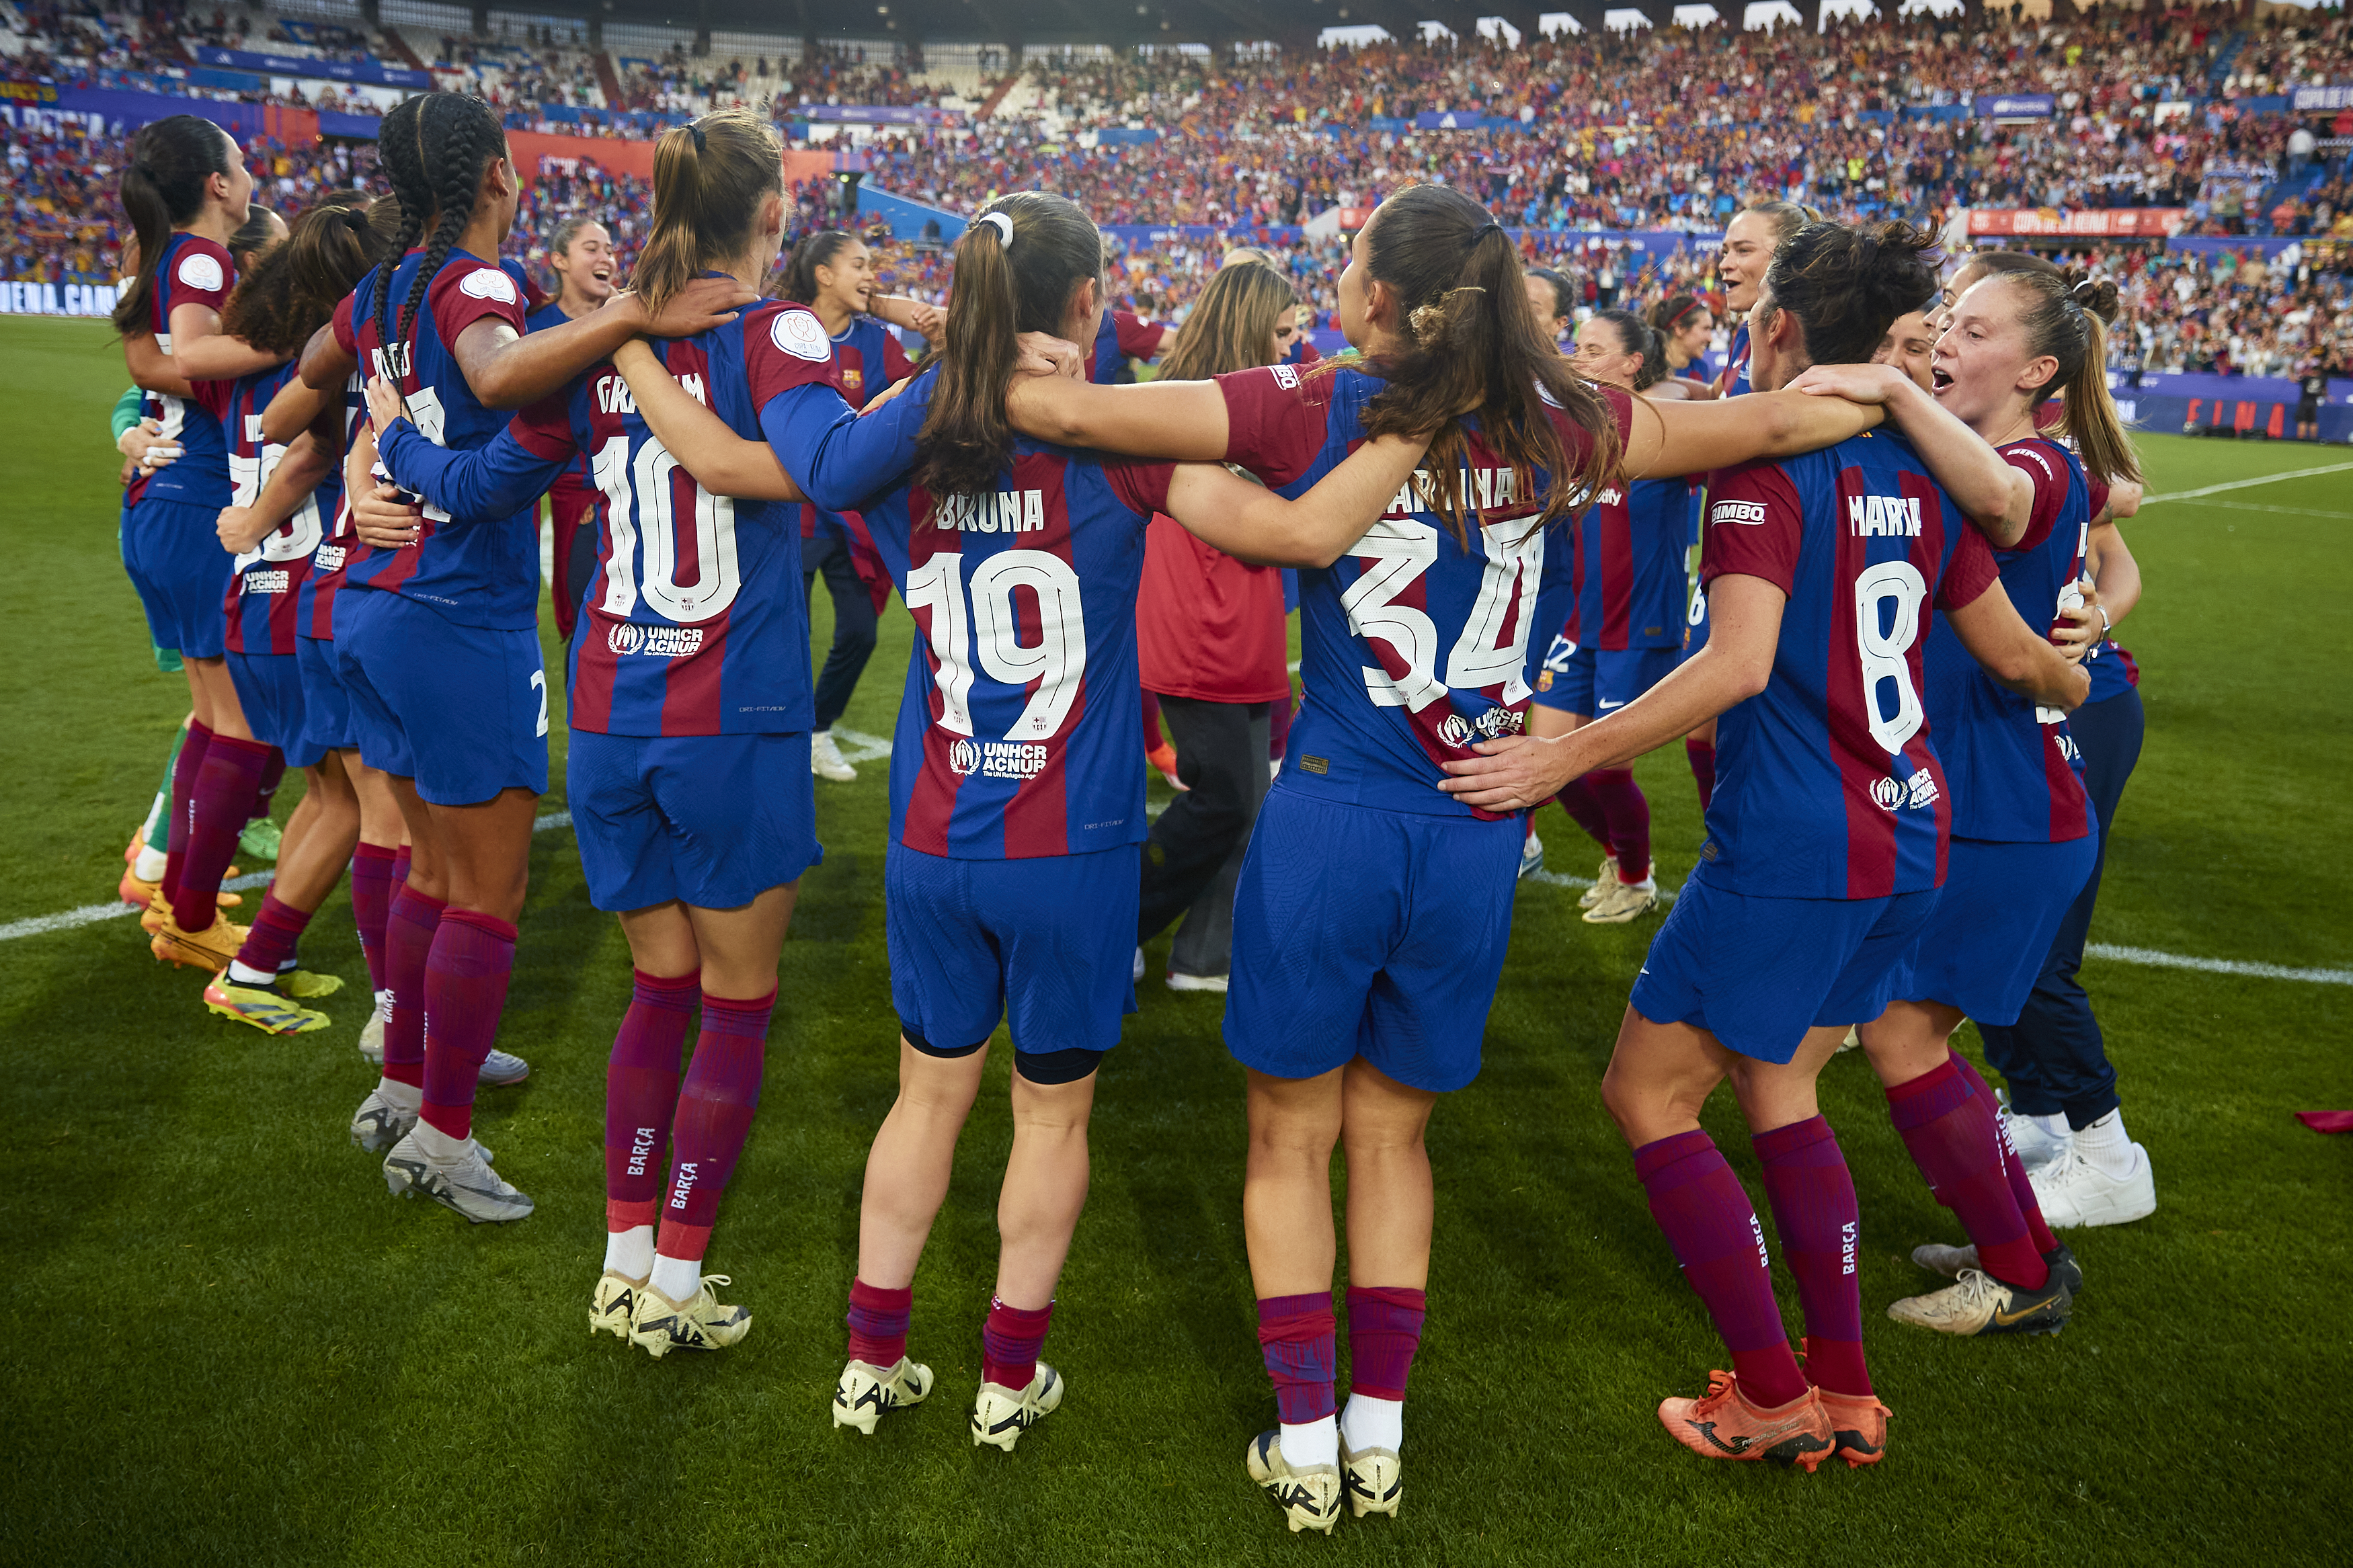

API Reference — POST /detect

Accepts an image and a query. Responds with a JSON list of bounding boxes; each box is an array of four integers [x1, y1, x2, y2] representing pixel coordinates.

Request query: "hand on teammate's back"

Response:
[[216, 505, 270, 556], [2050, 582, 2105, 662], [619, 276, 760, 339], [1014, 332, 1085, 380]]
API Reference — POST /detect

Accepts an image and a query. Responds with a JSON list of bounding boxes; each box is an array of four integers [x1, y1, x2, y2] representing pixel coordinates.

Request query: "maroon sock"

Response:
[[1257, 1291, 1338, 1425], [348, 843, 397, 991], [1685, 738, 1716, 811], [1587, 765, 1652, 879], [846, 1278, 913, 1366], [1345, 1285, 1427, 1402], [1634, 1130, 1806, 1407], [1753, 1116, 1870, 1397], [1887, 1056, 2048, 1290], [381, 888, 442, 1089], [982, 1298, 1055, 1391], [1554, 777, 1615, 852], [177, 733, 274, 936], [1950, 1053, 2061, 1255], [391, 844, 411, 896], [250, 748, 286, 823], [654, 989, 773, 1262], [232, 891, 313, 978], [606, 969, 701, 1233], [417, 909, 518, 1141], [161, 720, 213, 910]]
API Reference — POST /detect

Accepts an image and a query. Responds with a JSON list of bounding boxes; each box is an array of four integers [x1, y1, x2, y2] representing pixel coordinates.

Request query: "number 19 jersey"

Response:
[[1699, 427, 2001, 900], [1213, 364, 1632, 822]]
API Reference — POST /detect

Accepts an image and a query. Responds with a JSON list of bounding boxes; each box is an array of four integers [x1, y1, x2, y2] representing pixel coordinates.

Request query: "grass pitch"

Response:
[[1, 315, 2347, 1566]]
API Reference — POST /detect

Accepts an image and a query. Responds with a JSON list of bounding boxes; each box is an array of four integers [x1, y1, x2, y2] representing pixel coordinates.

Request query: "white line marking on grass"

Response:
[[830, 727, 895, 766], [2141, 459, 2353, 504], [2164, 499, 2353, 521]]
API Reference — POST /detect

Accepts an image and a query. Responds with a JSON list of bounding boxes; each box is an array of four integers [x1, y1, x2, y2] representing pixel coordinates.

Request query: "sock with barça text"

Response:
[[1634, 1130, 1807, 1409], [391, 843, 411, 897], [847, 1278, 914, 1367], [650, 989, 772, 1298], [1753, 1116, 1871, 1397], [1587, 766, 1652, 880], [378, 886, 441, 1090], [606, 970, 701, 1273], [982, 1297, 1055, 1391], [1685, 738, 1716, 811], [1887, 1055, 2049, 1292], [1948, 1053, 2062, 1255], [177, 732, 273, 936], [160, 719, 213, 911], [348, 843, 397, 991], [1554, 778, 1615, 854], [417, 909, 518, 1142], [1259, 1290, 1339, 1462], [227, 892, 313, 986]]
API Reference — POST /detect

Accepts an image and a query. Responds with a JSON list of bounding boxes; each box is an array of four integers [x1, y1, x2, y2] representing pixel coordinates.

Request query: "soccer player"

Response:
[[1539, 310, 1698, 923], [1002, 185, 1897, 1529], [1652, 293, 1716, 395], [1441, 221, 2089, 1473], [313, 91, 751, 1223], [1277, 303, 1323, 368], [781, 229, 916, 784], [113, 115, 284, 976], [1525, 266, 1573, 347], [522, 216, 616, 653]]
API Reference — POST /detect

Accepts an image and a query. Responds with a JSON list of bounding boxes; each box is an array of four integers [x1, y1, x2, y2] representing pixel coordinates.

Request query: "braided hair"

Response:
[[366, 95, 432, 371], [399, 94, 510, 355]]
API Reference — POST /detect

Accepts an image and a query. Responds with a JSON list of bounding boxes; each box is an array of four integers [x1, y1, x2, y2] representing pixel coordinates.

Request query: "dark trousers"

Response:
[[803, 532, 879, 734], [1977, 686, 2146, 1128], [1138, 694, 1271, 978]]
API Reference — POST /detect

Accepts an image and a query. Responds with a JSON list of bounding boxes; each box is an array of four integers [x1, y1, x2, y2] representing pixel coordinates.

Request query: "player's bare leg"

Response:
[[970, 1066, 1096, 1448], [1242, 1065, 1347, 1528], [1334, 1060, 1437, 1517], [1603, 1013, 1841, 1469]]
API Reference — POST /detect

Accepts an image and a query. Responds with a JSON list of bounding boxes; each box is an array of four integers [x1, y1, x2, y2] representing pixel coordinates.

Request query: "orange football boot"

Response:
[[1657, 1370, 1836, 1471]]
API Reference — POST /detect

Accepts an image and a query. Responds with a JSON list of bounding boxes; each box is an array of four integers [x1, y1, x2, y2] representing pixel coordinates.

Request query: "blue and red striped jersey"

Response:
[[1215, 364, 1632, 821], [336, 246, 537, 628], [802, 310, 916, 556], [222, 362, 336, 655], [1089, 308, 1168, 384], [523, 297, 604, 562], [297, 312, 367, 641], [823, 373, 1172, 860], [1714, 321, 1753, 399], [1696, 428, 2001, 899], [1923, 438, 2094, 844], [1569, 475, 1697, 653], [139, 232, 237, 509]]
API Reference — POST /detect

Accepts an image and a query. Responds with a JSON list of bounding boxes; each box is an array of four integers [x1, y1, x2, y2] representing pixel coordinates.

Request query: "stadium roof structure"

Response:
[[537, 0, 1966, 54]]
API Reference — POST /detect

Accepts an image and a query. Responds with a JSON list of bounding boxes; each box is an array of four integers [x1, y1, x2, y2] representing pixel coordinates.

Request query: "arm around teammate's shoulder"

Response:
[[1620, 387, 1882, 480], [1157, 433, 1428, 568]]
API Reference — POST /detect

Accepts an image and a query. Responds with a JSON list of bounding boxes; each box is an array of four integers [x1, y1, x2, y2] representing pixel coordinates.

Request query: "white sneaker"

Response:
[[1518, 831, 1545, 880], [356, 988, 393, 1065], [1583, 864, 1659, 925], [1132, 946, 1146, 983], [1997, 1098, 2071, 1173], [1166, 969, 1228, 993], [1577, 854, 1616, 909], [811, 731, 857, 783], [478, 1048, 530, 1087], [970, 1363, 1065, 1450], [383, 1127, 534, 1223], [2031, 1141, 2156, 1228]]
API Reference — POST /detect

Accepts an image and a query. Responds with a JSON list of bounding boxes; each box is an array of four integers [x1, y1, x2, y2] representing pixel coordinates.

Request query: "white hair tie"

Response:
[[976, 211, 1014, 251]]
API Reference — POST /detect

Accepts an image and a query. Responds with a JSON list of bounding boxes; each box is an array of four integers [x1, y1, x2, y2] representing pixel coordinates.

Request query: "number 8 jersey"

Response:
[[1700, 427, 2002, 900]]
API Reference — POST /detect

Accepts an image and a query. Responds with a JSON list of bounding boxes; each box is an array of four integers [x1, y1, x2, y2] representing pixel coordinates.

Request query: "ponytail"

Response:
[[221, 192, 387, 356], [637, 110, 783, 319], [1353, 183, 1614, 542], [783, 230, 858, 306], [403, 93, 510, 353], [1593, 308, 1667, 391], [368, 95, 433, 370], [1997, 267, 2142, 488], [914, 192, 1102, 514], [112, 114, 237, 336]]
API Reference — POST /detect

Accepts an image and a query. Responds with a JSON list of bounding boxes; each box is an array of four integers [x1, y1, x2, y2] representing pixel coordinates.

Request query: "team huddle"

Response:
[[109, 93, 2159, 1536]]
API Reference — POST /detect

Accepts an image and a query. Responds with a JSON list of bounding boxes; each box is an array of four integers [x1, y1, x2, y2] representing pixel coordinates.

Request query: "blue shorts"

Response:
[[1631, 874, 1940, 1065], [885, 842, 1139, 1056], [296, 634, 356, 755], [567, 729, 821, 911], [1896, 831, 2099, 1026], [1547, 644, 1679, 717], [1225, 788, 1521, 1093], [225, 649, 323, 770], [335, 589, 548, 806], [121, 498, 231, 661]]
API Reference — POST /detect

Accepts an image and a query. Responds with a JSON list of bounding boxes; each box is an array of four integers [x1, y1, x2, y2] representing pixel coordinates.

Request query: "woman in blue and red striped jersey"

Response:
[[1000, 185, 1897, 1529], [305, 91, 753, 1227], [113, 116, 290, 977], [522, 215, 616, 655], [1444, 220, 2089, 1475], [780, 229, 920, 784]]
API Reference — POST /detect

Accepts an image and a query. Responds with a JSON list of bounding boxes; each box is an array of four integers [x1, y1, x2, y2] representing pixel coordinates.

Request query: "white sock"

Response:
[[412, 1118, 465, 1161], [133, 843, 167, 880], [1339, 1394, 1403, 1455], [375, 1076, 422, 1113], [1280, 1415, 1338, 1470], [2073, 1109, 2135, 1178], [604, 1225, 654, 1280], [650, 1251, 704, 1304], [2026, 1110, 2069, 1143], [226, 958, 275, 986]]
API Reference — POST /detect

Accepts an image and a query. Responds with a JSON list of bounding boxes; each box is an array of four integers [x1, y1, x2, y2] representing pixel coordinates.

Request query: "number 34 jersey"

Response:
[[1699, 427, 2001, 901], [1213, 364, 1633, 822]]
